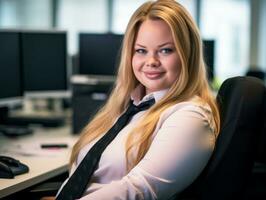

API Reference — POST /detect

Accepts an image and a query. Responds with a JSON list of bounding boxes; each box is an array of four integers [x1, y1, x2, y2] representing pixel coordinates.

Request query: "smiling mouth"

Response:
[[144, 72, 165, 79]]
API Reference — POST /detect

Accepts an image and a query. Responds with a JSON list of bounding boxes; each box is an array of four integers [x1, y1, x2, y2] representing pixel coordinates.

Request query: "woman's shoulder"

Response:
[[158, 96, 215, 131], [165, 96, 211, 115]]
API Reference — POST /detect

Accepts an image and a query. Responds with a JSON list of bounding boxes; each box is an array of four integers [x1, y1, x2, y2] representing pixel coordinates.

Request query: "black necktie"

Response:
[[56, 98, 155, 200]]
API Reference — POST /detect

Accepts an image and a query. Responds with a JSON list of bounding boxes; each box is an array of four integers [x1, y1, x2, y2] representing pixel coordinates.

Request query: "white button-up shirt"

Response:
[[58, 87, 216, 200]]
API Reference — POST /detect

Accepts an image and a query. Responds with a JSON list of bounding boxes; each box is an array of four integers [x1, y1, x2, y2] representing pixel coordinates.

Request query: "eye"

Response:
[[160, 48, 173, 54], [135, 48, 147, 54]]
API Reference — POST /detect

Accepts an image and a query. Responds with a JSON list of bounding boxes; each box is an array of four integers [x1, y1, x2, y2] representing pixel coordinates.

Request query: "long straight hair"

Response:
[[70, 0, 220, 170]]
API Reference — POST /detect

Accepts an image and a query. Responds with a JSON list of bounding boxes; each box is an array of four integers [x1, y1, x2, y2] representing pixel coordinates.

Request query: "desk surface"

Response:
[[0, 125, 79, 198]]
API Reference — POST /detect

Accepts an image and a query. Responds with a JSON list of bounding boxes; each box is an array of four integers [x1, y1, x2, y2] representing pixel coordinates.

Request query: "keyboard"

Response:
[[7, 115, 65, 127], [0, 125, 33, 137]]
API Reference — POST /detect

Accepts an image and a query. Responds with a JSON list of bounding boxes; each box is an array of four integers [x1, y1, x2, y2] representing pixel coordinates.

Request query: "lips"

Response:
[[143, 71, 165, 79]]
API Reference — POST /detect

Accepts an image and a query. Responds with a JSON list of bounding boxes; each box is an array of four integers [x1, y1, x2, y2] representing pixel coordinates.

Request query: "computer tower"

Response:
[[71, 76, 114, 134]]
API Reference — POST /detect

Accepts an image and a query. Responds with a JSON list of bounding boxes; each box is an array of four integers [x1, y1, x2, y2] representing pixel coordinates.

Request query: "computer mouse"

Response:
[[0, 156, 29, 179]]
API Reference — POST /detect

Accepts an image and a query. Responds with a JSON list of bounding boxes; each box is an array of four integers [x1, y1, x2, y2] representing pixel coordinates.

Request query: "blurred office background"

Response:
[[0, 0, 265, 83], [0, 0, 266, 131], [1, 0, 266, 132], [1, 1, 266, 198]]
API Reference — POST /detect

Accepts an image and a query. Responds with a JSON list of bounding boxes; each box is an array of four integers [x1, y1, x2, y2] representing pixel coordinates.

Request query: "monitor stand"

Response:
[[6, 99, 65, 128]]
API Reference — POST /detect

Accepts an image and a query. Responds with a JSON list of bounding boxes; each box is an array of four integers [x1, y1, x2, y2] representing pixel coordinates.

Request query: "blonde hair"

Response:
[[70, 0, 220, 170]]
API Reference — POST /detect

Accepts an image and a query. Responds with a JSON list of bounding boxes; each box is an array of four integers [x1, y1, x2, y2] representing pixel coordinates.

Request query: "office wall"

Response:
[[56, 0, 108, 55], [250, 0, 266, 72], [0, 0, 52, 28], [258, 0, 266, 70], [200, 0, 250, 82]]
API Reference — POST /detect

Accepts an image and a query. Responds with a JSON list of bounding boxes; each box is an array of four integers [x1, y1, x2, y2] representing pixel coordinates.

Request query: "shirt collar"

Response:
[[130, 84, 169, 105]]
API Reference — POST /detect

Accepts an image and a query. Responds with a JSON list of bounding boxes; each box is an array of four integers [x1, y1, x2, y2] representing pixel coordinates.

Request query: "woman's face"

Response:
[[132, 19, 181, 94]]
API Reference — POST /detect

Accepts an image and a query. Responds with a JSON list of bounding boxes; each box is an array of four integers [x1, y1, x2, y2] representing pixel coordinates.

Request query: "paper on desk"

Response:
[[0, 142, 71, 157]]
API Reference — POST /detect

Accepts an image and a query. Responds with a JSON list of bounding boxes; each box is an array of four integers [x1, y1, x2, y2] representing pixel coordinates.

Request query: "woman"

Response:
[[45, 0, 220, 199]]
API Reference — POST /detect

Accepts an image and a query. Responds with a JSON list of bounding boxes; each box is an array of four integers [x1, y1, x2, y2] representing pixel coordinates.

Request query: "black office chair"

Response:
[[179, 76, 266, 200]]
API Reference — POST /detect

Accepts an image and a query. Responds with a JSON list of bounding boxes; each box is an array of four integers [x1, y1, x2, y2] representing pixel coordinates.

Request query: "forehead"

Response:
[[135, 19, 174, 44]]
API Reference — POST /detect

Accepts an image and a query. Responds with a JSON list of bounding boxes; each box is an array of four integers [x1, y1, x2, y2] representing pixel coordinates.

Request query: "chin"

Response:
[[146, 87, 163, 94]]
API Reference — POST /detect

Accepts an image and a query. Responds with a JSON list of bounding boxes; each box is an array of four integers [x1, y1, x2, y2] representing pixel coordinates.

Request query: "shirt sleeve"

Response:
[[79, 105, 216, 200]]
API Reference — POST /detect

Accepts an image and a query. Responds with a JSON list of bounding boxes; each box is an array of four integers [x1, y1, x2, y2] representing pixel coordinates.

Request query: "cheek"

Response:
[[132, 56, 142, 72], [132, 56, 140, 78], [167, 58, 181, 79]]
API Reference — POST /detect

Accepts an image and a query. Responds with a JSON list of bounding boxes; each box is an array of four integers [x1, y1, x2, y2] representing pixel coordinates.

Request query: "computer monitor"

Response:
[[21, 30, 69, 98], [203, 40, 215, 82], [0, 30, 33, 135], [0, 30, 23, 109], [79, 33, 123, 75]]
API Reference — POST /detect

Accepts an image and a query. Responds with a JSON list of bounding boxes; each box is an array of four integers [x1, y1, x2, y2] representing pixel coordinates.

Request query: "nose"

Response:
[[146, 54, 160, 67]]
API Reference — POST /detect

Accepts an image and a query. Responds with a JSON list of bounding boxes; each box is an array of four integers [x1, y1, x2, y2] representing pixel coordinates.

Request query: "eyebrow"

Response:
[[158, 42, 174, 47], [135, 42, 174, 48]]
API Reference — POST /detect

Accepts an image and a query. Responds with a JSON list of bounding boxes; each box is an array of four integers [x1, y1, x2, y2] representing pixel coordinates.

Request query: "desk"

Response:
[[0, 125, 79, 198]]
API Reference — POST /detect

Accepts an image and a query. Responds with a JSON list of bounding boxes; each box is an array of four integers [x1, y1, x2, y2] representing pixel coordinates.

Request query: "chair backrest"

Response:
[[179, 76, 266, 200], [246, 69, 265, 81]]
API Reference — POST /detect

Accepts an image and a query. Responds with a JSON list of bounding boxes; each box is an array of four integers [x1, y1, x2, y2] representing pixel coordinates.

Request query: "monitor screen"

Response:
[[79, 33, 123, 75], [0, 31, 23, 107], [21, 30, 68, 97], [203, 40, 215, 82]]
